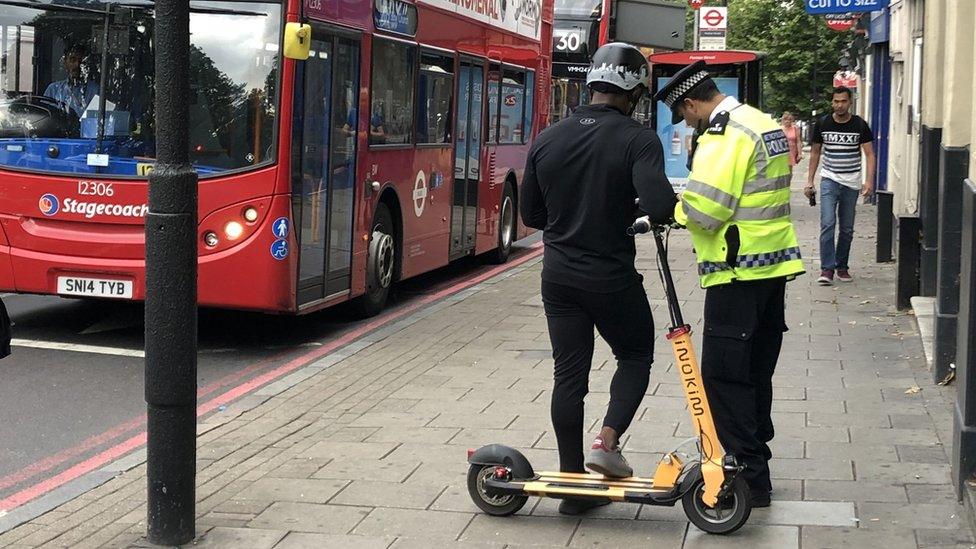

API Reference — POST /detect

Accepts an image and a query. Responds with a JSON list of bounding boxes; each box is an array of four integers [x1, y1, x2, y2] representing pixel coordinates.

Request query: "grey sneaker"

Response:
[[585, 436, 633, 478]]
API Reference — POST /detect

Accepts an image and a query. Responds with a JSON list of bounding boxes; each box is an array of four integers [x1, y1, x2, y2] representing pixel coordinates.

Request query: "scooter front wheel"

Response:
[[467, 464, 529, 516], [681, 475, 751, 534]]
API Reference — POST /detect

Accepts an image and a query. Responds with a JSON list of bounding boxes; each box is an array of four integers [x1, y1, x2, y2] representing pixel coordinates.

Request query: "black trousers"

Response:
[[700, 277, 787, 493], [0, 296, 10, 359], [542, 280, 654, 473]]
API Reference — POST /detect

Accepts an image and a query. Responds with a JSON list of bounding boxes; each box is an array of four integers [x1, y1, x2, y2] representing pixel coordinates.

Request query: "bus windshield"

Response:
[[554, 0, 600, 18], [0, 0, 281, 177]]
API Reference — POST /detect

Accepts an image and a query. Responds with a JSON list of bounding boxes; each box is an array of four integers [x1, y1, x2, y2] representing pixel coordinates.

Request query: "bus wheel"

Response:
[[357, 203, 396, 317], [486, 184, 515, 264]]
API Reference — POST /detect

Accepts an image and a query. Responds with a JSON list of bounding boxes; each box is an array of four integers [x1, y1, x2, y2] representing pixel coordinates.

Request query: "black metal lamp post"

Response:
[[145, 0, 198, 543]]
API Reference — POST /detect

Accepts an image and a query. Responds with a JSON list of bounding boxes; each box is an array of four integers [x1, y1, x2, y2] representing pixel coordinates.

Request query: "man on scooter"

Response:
[[655, 61, 805, 508], [520, 42, 677, 515]]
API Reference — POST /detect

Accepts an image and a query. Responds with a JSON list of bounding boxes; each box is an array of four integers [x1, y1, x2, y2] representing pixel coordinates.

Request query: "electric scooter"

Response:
[[465, 218, 752, 534]]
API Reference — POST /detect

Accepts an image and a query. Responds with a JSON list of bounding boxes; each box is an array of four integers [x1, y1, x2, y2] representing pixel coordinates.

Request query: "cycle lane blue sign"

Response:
[[805, 0, 883, 15]]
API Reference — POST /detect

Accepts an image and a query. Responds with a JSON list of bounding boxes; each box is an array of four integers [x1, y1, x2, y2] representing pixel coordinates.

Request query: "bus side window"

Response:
[[370, 39, 417, 146], [416, 51, 454, 145], [498, 68, 526, 144], [486, 63, 501, 144], [522, 70, 534, 144]]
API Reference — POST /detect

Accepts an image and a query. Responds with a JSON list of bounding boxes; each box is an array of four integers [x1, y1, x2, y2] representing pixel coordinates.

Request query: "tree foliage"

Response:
[[684, 0, 854, 121]]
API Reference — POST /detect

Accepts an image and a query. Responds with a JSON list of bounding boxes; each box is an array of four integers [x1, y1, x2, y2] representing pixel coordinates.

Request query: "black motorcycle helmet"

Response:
[[585, 42, 650, 94]]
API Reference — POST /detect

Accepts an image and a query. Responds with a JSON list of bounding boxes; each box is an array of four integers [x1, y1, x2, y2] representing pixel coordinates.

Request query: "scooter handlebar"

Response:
[[628, 217, 682, 236], [627, 216, 652, 236]]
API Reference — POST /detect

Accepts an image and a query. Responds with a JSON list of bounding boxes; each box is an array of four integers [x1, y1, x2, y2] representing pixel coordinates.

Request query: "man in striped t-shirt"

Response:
[[806, 86, 876, 285]]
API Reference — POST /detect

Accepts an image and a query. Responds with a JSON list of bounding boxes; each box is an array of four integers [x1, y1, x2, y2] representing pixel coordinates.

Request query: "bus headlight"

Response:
[[198, 197, 272, 254], [243, 207, 259, 223], [224, 221, 244, 240]]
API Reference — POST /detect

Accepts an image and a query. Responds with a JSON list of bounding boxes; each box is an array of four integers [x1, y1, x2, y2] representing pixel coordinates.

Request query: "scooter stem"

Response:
[[652, 229, 683, 328], [652, 228, 727, 507]]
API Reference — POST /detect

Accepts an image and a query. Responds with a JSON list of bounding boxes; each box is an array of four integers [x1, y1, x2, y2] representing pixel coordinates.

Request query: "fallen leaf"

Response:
[[860, 300, 873, 305], [905, 385, 922, 395]]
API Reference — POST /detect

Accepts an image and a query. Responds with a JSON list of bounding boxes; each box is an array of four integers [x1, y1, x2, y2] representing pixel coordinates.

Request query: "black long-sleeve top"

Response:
[[520, 103, 677, 293]]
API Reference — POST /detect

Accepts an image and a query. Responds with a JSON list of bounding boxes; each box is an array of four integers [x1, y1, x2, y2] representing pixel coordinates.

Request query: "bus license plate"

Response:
[[57, 276, 133, 299]]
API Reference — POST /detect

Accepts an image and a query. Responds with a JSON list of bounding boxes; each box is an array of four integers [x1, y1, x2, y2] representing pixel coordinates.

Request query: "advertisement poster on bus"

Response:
[[656, 76, 738, 192], [304, 0, 371, 24], [418, 0, 542, 40], [500, 83, 526, 142]]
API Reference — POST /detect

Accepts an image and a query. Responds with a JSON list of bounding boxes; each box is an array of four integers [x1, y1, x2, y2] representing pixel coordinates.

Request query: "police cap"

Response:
[[653, 60, 713, 124]]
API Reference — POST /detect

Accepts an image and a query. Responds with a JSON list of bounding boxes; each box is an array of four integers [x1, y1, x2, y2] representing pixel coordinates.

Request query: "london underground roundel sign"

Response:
[[702, 9, 724, 27]]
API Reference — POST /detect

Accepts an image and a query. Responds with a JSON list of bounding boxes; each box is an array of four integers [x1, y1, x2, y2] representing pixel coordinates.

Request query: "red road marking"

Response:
[[0, 243, 543, 513], [0, 416, 144, 493], [0, 433, 147, 511]]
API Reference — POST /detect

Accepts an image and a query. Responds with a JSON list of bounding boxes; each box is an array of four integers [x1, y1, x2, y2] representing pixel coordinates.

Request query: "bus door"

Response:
[[295, 29, 360, 306], [450, 58, 484, 259]]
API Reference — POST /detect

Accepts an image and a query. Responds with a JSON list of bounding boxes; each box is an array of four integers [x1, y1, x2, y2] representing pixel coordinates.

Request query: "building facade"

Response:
[[862, 0, 976, 508]]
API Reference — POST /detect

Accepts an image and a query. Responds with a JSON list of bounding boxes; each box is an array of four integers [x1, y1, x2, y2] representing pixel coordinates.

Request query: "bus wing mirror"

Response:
[[283, 23, 311, 61]]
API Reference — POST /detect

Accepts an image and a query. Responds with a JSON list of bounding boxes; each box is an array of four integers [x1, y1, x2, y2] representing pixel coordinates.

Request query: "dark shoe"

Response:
[[557, 497, 611, 515], [749, 490, 771, 508], [817, 269, 834, 286], [836, 269, 853, 282]]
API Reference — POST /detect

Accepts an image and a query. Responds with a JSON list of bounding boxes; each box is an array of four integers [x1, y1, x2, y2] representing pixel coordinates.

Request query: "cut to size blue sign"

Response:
[[805, 0, 884, 15]]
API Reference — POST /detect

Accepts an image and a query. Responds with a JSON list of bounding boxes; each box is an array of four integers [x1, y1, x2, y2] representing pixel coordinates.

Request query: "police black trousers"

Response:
[[700, 277, 788, 493], [542, 280, 654, 473]]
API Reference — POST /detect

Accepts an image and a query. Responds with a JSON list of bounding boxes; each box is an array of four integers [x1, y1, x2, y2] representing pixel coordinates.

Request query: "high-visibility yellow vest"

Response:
[[674, 103, 805, 288]]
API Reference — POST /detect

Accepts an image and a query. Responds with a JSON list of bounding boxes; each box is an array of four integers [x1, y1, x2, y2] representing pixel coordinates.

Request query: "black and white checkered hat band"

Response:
[[664, 70, 710, 108]]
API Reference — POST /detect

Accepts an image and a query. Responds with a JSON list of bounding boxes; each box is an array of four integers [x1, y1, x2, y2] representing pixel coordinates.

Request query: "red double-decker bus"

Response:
[[0, 0, 552, 315]]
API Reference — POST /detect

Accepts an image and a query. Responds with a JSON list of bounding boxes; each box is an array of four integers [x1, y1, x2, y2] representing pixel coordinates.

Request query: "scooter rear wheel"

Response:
[[467, 464, 529, 516], [681, 475, 751, 534]]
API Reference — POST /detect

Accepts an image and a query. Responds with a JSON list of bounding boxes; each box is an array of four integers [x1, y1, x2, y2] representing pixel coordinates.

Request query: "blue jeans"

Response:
[[819, 178, 860, 271]]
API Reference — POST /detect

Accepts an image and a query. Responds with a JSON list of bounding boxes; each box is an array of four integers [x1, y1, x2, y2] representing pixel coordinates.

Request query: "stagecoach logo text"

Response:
[[39, 193, 148, 219]]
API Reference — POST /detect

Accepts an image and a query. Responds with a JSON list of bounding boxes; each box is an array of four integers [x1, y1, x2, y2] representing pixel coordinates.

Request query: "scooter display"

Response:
[[465, 218, 751, 534]]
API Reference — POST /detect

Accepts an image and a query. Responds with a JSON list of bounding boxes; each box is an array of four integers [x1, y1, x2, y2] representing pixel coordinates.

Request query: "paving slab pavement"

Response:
[[0, 167, 973, 548]]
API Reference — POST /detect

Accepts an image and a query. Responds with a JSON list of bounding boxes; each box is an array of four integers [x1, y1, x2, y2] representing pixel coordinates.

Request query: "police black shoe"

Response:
[[557, 497, 611, 515], [749, 490, 771, 508]]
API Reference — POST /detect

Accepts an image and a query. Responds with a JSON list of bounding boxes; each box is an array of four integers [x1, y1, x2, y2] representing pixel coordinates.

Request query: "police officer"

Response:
[[520, 43, 676, 515], [654, 61, 804, 508]]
